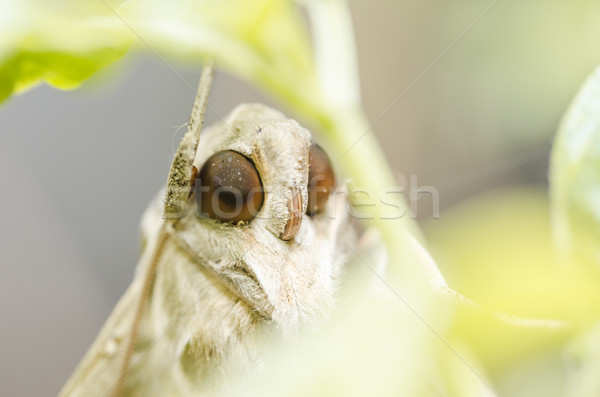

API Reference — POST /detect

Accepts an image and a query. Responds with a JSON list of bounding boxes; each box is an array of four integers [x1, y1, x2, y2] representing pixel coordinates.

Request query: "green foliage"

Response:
[[425, 68, 600, 393], [0, 1, 133, 102], [551, 67, 600, 270]]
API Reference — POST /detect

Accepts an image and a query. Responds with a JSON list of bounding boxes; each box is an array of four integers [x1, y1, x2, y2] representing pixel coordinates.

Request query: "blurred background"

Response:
[[1, 0, 600, 395]]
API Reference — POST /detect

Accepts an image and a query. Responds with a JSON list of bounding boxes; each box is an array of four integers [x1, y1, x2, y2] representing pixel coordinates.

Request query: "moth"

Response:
[[59, 65, 350, 397]]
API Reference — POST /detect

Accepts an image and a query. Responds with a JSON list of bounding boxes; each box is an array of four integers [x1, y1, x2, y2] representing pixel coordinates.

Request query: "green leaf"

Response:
[[565, 322, 600, 397], [551, 67, 600, 269], [424, 188, 600, 372], [116, 0, 321, 114], [0, 0, 133, 103]]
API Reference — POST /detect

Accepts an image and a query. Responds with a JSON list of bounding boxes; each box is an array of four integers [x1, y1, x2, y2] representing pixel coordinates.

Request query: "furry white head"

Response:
[[170, 103, 347, 332]]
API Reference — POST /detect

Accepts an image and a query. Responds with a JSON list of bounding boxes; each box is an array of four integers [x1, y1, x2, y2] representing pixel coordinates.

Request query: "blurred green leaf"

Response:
[[551, 67, 600, 270], [0, 0, 325, 112], [0, 0, 134, 102], [425, 188, 600, 372], [549, 66, 600, 397], [565, 322, 600, 397], [118, 0, 323, 114]]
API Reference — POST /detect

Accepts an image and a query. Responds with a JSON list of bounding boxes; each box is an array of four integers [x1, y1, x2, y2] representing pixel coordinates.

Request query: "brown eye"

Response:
[[307, 144, 335, 216], [195, 151, 264, 223]]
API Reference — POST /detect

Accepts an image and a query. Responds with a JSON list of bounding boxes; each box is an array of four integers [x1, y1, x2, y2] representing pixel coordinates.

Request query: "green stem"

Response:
[[322, 107, 436, 300]]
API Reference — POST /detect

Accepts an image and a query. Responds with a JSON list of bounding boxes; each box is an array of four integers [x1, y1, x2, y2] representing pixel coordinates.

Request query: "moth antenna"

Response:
[[110, 62, 215, 397], [164, 61, 215, 219], [110, 227, 168, 397]]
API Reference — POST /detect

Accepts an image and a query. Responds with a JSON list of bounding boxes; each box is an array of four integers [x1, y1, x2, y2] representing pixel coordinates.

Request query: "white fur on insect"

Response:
[[59, 77, 349, 396]]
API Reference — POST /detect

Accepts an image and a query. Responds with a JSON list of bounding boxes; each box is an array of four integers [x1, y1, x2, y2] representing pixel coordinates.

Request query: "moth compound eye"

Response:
[[195, 151, 264, 223], [306, 144, 336, 216]]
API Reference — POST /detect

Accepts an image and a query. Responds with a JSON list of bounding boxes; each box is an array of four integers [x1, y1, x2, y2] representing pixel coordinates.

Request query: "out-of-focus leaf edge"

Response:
[[0, 46, 131, 104], [550, 66, 600, 269]]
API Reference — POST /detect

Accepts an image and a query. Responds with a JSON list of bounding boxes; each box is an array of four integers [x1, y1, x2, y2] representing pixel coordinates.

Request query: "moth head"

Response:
[[193, 103, 336, 240], [174, 103, 345, 330]]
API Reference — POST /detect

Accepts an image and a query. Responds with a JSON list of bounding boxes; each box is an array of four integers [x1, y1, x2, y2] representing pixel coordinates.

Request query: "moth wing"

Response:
[[60, 196, 164, 397], [59, 279, 141, 397]]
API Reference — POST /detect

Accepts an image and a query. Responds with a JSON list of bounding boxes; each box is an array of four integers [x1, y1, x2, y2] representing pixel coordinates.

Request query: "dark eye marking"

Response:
[[306, 144, 335, 216], [195, 150, 264, 223]]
